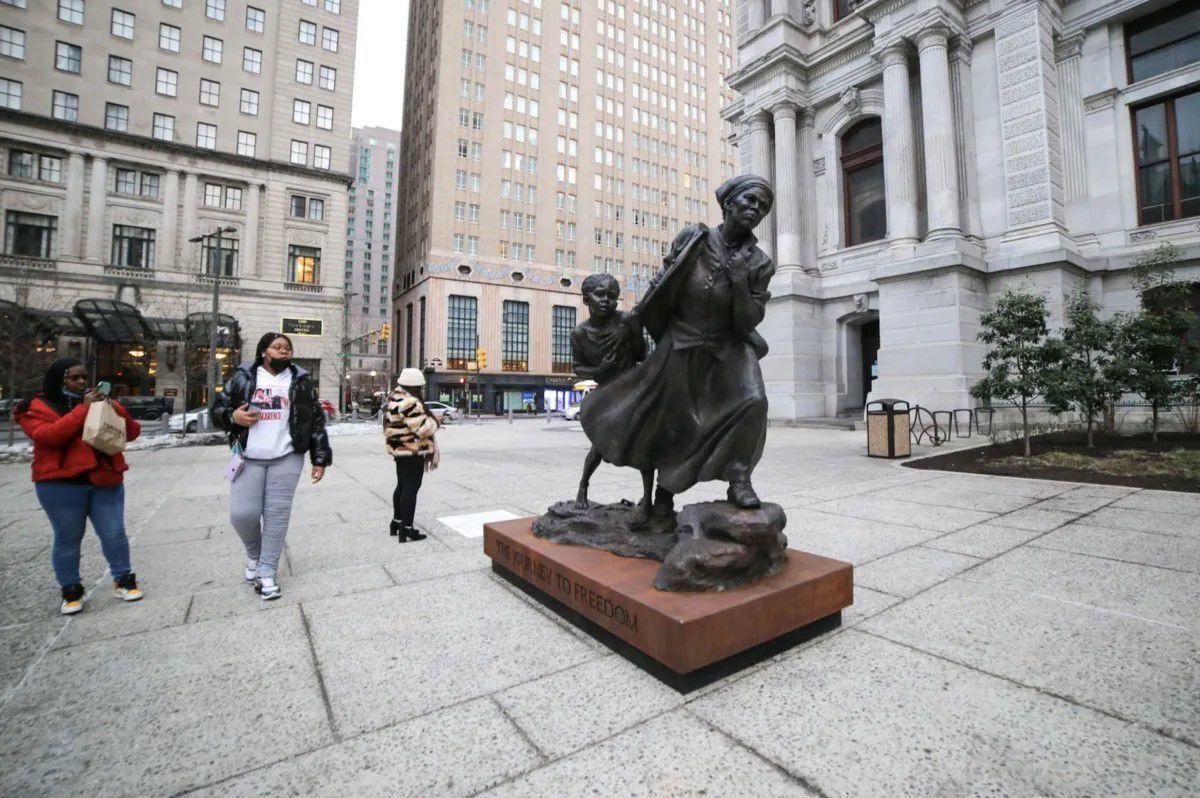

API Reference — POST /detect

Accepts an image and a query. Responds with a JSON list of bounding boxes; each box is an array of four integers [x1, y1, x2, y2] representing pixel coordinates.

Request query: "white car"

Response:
[[423, 400, 461, 424], [563, 404, 582, 421], [168, 409, 209, 433]]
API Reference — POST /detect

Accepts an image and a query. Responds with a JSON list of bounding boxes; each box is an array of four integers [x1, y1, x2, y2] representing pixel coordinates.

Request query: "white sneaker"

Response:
[[256, 576, 281, 601], [244, 559, 258, 583]]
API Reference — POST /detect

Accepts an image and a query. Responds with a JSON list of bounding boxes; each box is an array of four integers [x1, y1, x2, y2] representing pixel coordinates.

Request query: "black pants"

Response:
[[392, 456, 426, 526]]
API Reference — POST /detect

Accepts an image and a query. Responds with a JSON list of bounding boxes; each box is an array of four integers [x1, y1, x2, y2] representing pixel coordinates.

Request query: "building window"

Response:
[[243, 47, 262, 74], [1133, 89, 1200, 224], [5, 211, 57, 258], [404, 303, 414, 367], [108, 55, 133, 86], [237, 131, 257, 157], [110, 10, 135, 39], [203, 182, 242, 210], [240, 88, 259, 115], [552, 305, 576, 373], [290, 195, 324, 221], [199, 78, 220, 106], [298, 20, 317, 45], [419, 296, 426, 366], [0, 26, 25, 59], [246, 7, 265, 33], [55, 42, 82, 74], [205, 0, 225, 21], [293, 99, 311, 124], [111, 225, 156, 269], [104, 103, 129, 131], [290, 140, 308, 165], [58, 0, 84, 25], [296, 59, 314, 84], [502, 300, 529, 371], [202, 236, 238, 277], [288, 245, 320, 284], [316, 105, 333, 129], [160, 23, 181, 52], [115, 168, 137, 194], [840, 118, 886, 246], [140, 173, 160, 198], [202, 36, 223, 63], [152, 113, 174, 141], [156, 68, 178, 97], [325, 0, 341, 14], [51, 90, 78, 122], [8, 151, 62, 183], [313, 145, 331, 169], [1126, 3, 1200, 83], [162, 0, 181, 7], [196, 122, 217, 149], [318, 65, 336, 90], [321, 27, 339, 52], [447, 295, 478, 370], [0, 78, 20, 109]]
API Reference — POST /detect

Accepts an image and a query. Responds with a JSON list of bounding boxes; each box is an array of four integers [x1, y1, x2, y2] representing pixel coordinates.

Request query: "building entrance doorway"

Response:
[[860, 319, 880, 407]]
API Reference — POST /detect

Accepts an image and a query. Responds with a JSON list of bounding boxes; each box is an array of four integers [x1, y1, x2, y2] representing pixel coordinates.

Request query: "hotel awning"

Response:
[[73, 298, 155, 344], [146, 316, 189, 341], [186, 312, 240, 349]]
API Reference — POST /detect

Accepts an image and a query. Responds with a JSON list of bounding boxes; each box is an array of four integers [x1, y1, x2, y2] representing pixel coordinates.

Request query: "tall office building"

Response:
[[394, 0, 738, 413], [0, 0, 357, 405], [344, 124, 401, 395]]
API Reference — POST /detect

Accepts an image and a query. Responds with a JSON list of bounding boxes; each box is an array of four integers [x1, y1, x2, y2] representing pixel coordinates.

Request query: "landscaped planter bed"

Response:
[[904, 431, 1200, 492]]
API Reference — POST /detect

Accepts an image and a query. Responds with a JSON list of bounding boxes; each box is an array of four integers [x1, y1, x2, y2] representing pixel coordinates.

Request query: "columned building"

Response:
[[0, 0, 357, 405], [727, 0, 1200, 419]]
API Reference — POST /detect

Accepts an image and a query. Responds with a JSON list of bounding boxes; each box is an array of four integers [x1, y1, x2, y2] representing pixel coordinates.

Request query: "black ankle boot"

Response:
[[403, 525, 428, 542], [389, 520, 403, 537]]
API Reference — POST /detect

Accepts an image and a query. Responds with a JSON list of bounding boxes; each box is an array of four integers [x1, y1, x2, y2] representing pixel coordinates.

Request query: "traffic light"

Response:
[[380, 323, 391, 342], [476, 348, 487, 368]]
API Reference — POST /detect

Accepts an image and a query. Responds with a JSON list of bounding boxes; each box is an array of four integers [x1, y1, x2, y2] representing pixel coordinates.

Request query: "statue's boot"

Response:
[[727, 480, 761, 509], [651, 486, 675, 517]]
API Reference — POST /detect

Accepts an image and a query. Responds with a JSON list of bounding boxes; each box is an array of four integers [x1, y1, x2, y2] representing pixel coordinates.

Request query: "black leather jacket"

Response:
[[210, 362, 333, 466]]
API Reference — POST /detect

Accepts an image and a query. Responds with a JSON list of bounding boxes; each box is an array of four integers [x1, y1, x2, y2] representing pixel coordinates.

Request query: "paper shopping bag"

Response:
[[82, 401, 127, 455]]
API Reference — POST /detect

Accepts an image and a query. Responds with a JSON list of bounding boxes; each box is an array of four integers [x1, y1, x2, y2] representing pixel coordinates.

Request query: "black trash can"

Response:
[[866, 399, 911, 458]]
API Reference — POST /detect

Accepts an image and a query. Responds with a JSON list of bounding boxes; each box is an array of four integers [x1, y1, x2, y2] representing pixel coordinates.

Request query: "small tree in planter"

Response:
[[1123, 243, 1198, 442], [1057, 289, 1119, 447], [971, 290, 1064, 457]]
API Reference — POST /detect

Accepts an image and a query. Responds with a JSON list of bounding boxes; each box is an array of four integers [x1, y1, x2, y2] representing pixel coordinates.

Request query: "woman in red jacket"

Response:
[[16, 358, 144, 615]]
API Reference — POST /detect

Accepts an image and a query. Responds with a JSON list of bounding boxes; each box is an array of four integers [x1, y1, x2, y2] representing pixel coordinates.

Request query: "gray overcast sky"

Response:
[[351, 0, 410, 131]]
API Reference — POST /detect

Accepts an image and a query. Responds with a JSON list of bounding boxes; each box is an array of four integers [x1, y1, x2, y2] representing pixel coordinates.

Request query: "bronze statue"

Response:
[[538, 175, 786, 592], [580, 175, 775, 510]]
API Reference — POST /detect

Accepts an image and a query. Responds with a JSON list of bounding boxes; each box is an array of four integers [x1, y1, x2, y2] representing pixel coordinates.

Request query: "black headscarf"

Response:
[[18, 357, 83, 417]]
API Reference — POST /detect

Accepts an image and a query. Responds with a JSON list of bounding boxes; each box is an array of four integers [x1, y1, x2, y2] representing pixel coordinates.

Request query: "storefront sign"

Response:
[[282, 317, 323, 337], [162, 388, 178, 397]]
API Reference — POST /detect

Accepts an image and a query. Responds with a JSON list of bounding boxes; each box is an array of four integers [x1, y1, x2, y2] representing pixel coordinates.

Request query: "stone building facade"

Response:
[[0, 0, 357, 406], [727, 0, 1199, 419]]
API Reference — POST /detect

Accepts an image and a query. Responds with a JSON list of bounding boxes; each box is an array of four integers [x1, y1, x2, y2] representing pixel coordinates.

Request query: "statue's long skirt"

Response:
[[580, 331, 768, 495]]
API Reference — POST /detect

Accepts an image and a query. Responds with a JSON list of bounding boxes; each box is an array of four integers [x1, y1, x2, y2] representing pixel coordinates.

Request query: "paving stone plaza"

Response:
[[1, 423, 1197, 795]]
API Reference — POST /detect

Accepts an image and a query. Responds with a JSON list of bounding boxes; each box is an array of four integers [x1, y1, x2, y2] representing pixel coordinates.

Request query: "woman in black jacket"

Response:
[[211, 333, 332, 600]]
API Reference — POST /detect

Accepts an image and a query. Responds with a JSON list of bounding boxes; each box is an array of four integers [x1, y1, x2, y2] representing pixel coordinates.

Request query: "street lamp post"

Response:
[[189, 226, 237, 408]]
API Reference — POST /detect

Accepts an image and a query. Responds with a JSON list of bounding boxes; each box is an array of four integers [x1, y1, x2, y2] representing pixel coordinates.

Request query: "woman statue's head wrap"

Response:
[[715, 175, 774, 211]]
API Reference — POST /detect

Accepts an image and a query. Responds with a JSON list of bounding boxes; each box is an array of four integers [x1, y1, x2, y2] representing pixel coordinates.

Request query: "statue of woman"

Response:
[[580, 175, 775, 513]]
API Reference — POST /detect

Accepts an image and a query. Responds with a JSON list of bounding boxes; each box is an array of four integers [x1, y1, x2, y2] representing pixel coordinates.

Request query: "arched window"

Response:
[[841, 118, 886, 246]]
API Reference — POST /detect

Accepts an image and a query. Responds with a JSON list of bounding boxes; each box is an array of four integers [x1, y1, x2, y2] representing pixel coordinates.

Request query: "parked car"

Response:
[[168, 409, 209, 433], [117, 395, 175, 421], [564, 403, 582, 421], [423, 400, 461, 424]]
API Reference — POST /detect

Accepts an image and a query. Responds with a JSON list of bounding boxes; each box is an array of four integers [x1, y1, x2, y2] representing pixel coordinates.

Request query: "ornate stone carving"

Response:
[[1083, 89, 1119, 113], [1129, 229, 1157, 243], [853, 293, 868, 312], [802, 0, 816, 26], [840, 86, 861, 113], [813, 157, 826, 176], [1054, 34, 1084, 62]]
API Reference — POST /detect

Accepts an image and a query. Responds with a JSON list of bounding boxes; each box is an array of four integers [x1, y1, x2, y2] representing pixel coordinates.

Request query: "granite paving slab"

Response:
[[852, 545, 982, 597], [1033, 522, 1200, 573]]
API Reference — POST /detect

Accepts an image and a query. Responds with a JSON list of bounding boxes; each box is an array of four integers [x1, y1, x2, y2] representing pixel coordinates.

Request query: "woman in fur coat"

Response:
[[383, 368, 440, 541]]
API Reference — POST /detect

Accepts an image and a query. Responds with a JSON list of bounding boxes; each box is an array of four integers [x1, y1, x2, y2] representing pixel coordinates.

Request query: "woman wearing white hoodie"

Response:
[[382, 368, 440, 541]]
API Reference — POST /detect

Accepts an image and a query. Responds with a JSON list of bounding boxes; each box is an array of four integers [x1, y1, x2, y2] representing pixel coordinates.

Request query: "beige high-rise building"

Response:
[[0, 0, 356, 407], [394, 0, 737, 413]]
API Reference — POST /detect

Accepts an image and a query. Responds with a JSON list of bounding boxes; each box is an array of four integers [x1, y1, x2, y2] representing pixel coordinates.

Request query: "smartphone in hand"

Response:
[[96, 381, 112, 397]]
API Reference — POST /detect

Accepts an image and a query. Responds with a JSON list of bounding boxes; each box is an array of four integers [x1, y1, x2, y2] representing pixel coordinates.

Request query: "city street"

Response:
[[0, 423, 1197, 795]]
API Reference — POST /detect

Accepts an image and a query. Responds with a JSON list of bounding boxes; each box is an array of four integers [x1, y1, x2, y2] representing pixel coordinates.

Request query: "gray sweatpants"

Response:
[[229, 452, 304, 579]]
